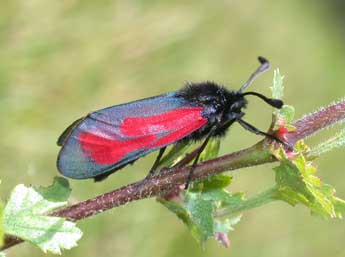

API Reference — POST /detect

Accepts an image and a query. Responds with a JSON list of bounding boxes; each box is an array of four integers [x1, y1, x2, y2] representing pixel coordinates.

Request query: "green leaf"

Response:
[[158, 141, 192, 168], [159, 138, 242, 247], [3, 181, 82, 254], [214, 215, 241, 234], [157, 198, 194, 237], [36, 177, 71, 202], [214, 188, 278, 217], [201, 175, 232, 192], [270, 69, 295, 132], [308, 128, 345, 157], [271, 69, 284, 100], [159, 189, 242, 247], [214, 215, 241, 247], [159, 176, 241, 246], [158, 196, 211, 244], [318, 184, 345, 218], [273, 142, 345, 218], [185, 192, 214, 244], [277, 105, 295, 124], [199, 138, 220, 161], [0, 251, 5, 257], [219, 192, 247, 209]]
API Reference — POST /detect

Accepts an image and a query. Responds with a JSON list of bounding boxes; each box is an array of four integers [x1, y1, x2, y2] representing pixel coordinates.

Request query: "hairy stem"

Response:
[[1, 143, 273, 251], [286, 99, 345, 144], [1, 99, 345, 251], [53, 142, 273, 221]]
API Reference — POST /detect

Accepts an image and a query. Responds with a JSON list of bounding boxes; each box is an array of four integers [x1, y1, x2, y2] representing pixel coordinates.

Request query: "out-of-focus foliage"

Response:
[[0, 1, 344, 256]]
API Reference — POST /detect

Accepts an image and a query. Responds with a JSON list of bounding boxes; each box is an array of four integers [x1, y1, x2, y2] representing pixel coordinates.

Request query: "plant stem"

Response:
[[287, 99, 345, 144], [53, 142, 273, 221], [0, 142, 274, 251], [1, 99, 345, 251]]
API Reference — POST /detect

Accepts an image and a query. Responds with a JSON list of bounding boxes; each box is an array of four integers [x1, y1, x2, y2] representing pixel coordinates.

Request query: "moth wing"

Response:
[[57, 93, 208, 179]]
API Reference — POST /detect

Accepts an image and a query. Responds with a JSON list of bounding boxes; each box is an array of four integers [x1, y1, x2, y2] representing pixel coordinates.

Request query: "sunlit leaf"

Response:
[[158, 137, 240, 247], [3, 179, 82, 254], [273, 142, 345, 218], [271, 69, 284, 100], [185, 192, 214, 244], [36, 177, 71, 202]]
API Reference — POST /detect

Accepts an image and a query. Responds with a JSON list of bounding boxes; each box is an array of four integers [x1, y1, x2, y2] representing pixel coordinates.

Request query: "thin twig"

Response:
[[1, 142, 273, 251], [1, 99, 345, 251], [287, 99, 345, 144], [53, 142, 272, 220]]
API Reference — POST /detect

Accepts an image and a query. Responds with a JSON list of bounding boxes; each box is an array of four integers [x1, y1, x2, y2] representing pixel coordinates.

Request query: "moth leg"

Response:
[[146, 146, 167, 178], [237, 118, 291, 148], [185, 128, 216, 189], [185, 120, 237, 189]]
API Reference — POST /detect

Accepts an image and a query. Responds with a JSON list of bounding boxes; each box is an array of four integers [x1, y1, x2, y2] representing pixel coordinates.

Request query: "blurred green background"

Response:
[[1, 1, 344, 256]]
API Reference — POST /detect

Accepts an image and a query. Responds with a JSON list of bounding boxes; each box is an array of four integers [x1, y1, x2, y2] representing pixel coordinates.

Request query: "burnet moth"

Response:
[[57, 57, 286, 185]]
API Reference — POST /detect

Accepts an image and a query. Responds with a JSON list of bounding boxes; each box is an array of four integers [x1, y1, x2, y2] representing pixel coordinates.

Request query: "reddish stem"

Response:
[[287, 99, 345, 144], [1, 99, 345, 252], [53, 144, 271, 220]]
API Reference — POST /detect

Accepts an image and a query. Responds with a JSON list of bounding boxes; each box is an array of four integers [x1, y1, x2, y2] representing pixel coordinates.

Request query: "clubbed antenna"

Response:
[[238, 56, 271, 93], [241, 91, 283, 109]]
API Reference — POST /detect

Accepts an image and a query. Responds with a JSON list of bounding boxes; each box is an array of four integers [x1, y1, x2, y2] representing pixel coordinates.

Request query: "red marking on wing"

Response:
[[150, 120, 204, 148], [79, 108, 207, 165], [79, 133, 156, 165], [120, 108, 206, 137]]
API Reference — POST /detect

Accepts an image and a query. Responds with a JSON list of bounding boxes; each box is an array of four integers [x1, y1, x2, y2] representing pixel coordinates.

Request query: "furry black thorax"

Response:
[[177, 81, 248, 140]]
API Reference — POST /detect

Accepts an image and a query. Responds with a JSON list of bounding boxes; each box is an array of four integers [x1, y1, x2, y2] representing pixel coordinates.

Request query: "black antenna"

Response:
[[238, 56, 270, 93], [241, 91, 283, 109]]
